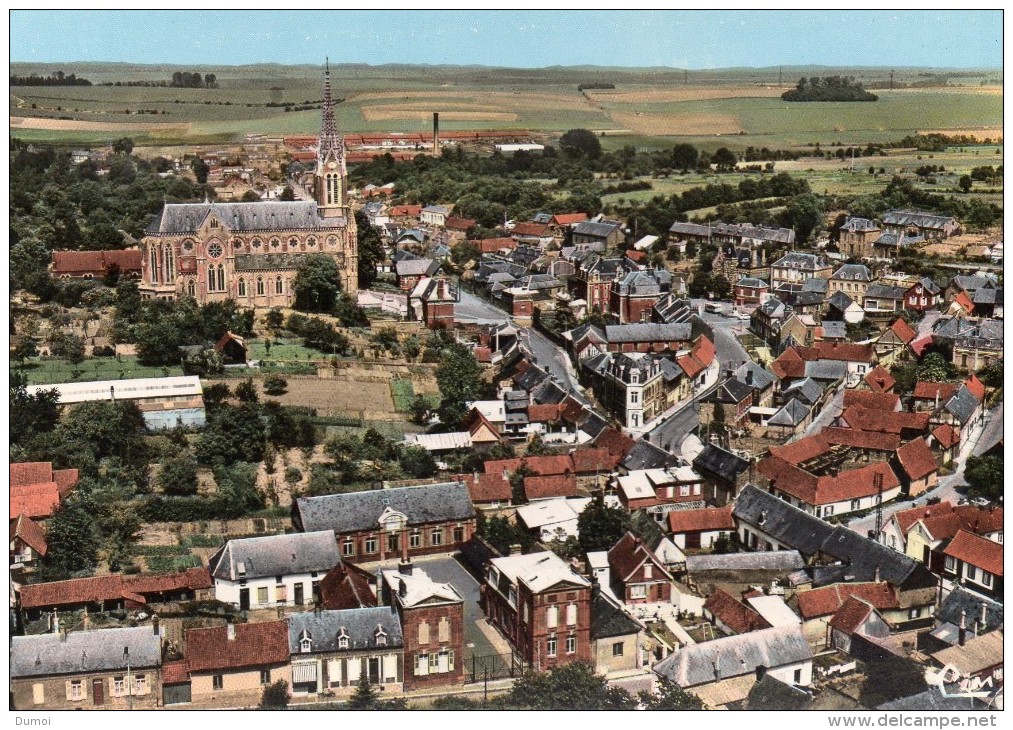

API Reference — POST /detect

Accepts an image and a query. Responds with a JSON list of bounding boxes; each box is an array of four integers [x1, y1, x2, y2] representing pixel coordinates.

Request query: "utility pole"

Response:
[[779, 67, 783, 86], [889, 70, 894, 91]]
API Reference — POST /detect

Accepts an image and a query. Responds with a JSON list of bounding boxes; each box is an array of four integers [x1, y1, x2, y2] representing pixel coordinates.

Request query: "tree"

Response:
[[577, 493, 632, 554], [398, 444, 438, 478], [670, 143, 699, 172], [191, 158, 210, 184], [348, 673, 379, 709], [10, 372, 60, 446], [784, 193, 826, 243], [111, 137, 134, 155], [103, 262, 122, 287], [293, 254, 342, 312], [560, 128, 602, 160], [639, 677, 703, 710], [858, 654, 928, 708], [279, 185, 295, 201], [958, 175, 973, 193], [435, 343, 484, 429], [979, 361, 1003, 390], [917, 352, 956, 382], [355, 209, 385, 289], [44, 496, 101, 577], [181, 347, 224, 377], [12, 335, 38, 363], [409, 394, 432, 426], [507, 663, 635, 710], [263, 375, 288, 396], [965, 455, 1003, 502], [135, 318, 185, 366], [234, 378, 259, 403], [479, 515, 534, 555], [158, 452, 199, 496], [265, 308, 284, 331], [259, 679, 289, 709], [712, 147, 738, 171]]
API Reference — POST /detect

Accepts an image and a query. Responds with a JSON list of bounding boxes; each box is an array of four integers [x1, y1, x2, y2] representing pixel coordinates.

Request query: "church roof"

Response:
[[146, 201, 346, 235]]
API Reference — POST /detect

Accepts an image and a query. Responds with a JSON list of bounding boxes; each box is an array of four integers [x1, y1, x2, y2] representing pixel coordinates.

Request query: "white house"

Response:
[[515, 497, 591, 542], [420, 205, 454, 227], [209, 531, 341, 610]]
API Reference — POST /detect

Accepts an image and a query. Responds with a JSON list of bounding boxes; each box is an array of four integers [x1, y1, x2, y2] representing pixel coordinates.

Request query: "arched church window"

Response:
[[257, 277, 265, 296], [238, 278, 247, 296], [276, 277, 284, 294]]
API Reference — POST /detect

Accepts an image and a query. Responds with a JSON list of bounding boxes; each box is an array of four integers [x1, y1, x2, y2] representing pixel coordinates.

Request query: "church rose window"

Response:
[[270, 238, 280, 249], [307, 237, 317, 247], [252, 238, 262, 249], [208, 243, 223, 259]]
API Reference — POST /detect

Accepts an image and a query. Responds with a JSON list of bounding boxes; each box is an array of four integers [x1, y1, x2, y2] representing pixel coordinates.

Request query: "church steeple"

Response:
[[315, 58, 347, 216]]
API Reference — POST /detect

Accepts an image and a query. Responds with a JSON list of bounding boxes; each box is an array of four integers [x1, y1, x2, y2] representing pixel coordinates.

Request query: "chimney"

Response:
[[433, 112, 440, 155], [510, 543, 523, 556], [756, 664, 767, 682], [152, 615, 160, 637], [980, 602, 988, 629], [759, 510, 768, 526], [399, 560, 413, 577], [746, 370, 753, 385], [227, 623, 236, 641], [398, 578, 407, 598], [50, 609, 59, 634], [874, 564, 881, 583], [958, 610, 967, 646]]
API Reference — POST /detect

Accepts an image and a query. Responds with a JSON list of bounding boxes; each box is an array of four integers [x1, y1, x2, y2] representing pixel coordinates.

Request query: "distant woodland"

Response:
[[10, 71, 91, 86], [782, 76, 878, 102]]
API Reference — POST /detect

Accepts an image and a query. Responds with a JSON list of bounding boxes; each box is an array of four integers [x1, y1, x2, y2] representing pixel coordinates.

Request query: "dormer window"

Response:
[[337, 628, 349, 650], [375, 625, 387, 647], [299, 630, 312, 653]]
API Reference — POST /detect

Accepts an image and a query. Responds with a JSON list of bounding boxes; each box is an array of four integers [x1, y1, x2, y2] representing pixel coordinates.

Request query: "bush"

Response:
[[259, 680, 290, 709], [263, 375, 288, 396]]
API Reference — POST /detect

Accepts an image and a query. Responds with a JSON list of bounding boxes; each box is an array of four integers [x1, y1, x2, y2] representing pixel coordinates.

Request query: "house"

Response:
[[481, 551, 593, 670], [667, 505, 736, 550], [610, 269, 672, 324], [379, 562, 466, 690], [838, 404, 931, 439], [837, 217, 882, 258], [930, 631, 1004, 692], [409, 276, 456, 329], [829, 264, 872, 301], [288, 606, 404, 696], [208, 531, 339, 610], [692, 443, 752, 505], [420, 204, 454, 227], [927, 586, 1003, 650], [890, 438, 939, 498], [862, 365, 896, 393], [825, 291, 864, 324], [827, 597, 894, 657], [881, 209, 961, 240], [602, 322, 694, 354], [590, 588, 645, 678], [10, 513, 47, 569], [769, 252, 831, 290], [571, 219, 625, 253], [394, 256, 440, 291], [9, 461, 78, 520], [18, 568, 212, 621], [615, 466, 705, 511], [875, 317, 918, 366], [703, 588, 771, 636], [515, 498, 590, 541], [568, 254, 637, 314], [863, 283, 907, 315], [652, 627, 813, 709], [11, 626, 162, 710], [751, 297, 791, 344], [735, 361, 777, 409], [945, 274, 997, 304], [881, 502, 1002, 570], [703, 376, 755, 427], [904, 277, 943, 312], [51, 249, 142, 279], [951, 320, 1003, 372], [942, 530, 1003, 601], [793, 582, 902, 648], [734, 277, 770, 308], [452, 471, 513, 508], [292, 482, 476, 563], [581, 352, 668, 431], [317, 561, 378, 611], [183, 620, 290, 707], [607, 531, 675, 605], [214, 331, 248, 364]]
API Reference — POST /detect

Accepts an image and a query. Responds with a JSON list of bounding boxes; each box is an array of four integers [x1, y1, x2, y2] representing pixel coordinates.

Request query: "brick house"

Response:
[[904, 277, 943, 312], [881, 209, 961, 240], [292, 482, 476, 564], [380, 562, 466, 690], [609, 269, 672, 323], [567, 254, 636, 314], [571, 219, 624, 253], [409, 275, 455, 329], [51, 249, 142, 279], [667, 505, 736, 550], [602, 322, 693, 354], [734, 276, 770, 308], [11, 625, 162, 710], [837, 217, 881, 258], [606, 532, 674, 605], [481, 551, 592, 671], [394, 256, 440, 291], [183, 621, 291, 707], [288, 607, 403, 696]]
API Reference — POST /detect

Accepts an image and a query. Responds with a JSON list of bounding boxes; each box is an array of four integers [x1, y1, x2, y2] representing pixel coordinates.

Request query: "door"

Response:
[[294, 583, 304, 606], [239, 588, 250, 610], [92, 679, 104, 706], [368, 657, 381, 685], [685, 532, 701, 549]]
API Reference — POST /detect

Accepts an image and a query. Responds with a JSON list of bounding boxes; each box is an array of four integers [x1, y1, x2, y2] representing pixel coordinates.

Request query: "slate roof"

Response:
[[622, 440, 680, 471], [693, 444, 750, 482], [490, 550, 591, 594], [882, 209, 956, 229], [712, 377, 755, 405], [864, 283, 907, 300], [288, 607, 403, 654], [832, 264, 872, 282], [735, 362, 776, 392], [746, 674, 812, 711], [736, 276, 769, 288], [768, 400, 811, 427], [209, 530, 340, 581], [826, 290, 855, 311], [771, 252, 828, 270], [590, 589, 642, 640], [684, 551, 805, 573], [654, 626, 812, 687], [732, 485, 835, 558], [294, 482, 475, 535], [783, 377, 824, 405], [936, 586, 1003, 633], [395, 257, 439, 277], [185, 620, 290, 672], [943, 530, 1003, 576], [840, 216, 879, 232], [821, 321, 848, 341], [572, 220, 623, 238], [819, 526, 937, 588], [800, 277, 829, 294], [945, 386, 980, 426], [11, 626, 162, 678], [233, 253, 312, 272], [146, 201, 343, 235], [604, 322, 692, 343]]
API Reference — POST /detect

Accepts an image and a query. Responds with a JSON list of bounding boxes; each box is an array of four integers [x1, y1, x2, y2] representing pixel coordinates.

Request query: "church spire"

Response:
[[318, 58, 343, 172]]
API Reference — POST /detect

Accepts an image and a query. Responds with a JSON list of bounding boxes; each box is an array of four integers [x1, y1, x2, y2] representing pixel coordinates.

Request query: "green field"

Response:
[[13, 356, 183, 385]]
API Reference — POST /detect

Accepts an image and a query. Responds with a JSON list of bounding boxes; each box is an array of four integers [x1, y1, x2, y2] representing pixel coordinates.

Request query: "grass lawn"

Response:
[[247, 338, 325, 361], [14, 356, 183, 385]]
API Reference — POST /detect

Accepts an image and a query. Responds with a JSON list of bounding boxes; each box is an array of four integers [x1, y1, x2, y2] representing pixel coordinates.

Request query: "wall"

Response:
[[401, 600, 465, 690], [593, 633, 640, 677], [337, 520, 475, 564], [214, 572, 318, 609], [13, 670, 161, 711], [190, 664, 291, 706]]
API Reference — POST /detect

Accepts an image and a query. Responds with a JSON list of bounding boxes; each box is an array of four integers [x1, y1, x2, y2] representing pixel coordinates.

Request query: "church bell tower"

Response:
[[315, 58, 348, 219]]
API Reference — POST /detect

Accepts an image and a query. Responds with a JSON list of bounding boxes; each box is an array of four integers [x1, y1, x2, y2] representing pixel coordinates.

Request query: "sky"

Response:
[[8, 10, 1003, 69]]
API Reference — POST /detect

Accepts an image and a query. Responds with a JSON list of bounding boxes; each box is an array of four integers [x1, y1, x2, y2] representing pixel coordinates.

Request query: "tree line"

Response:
[[171, 71, 219, 88], [782, 76, 878, 102], [10, 70, 91, 86]]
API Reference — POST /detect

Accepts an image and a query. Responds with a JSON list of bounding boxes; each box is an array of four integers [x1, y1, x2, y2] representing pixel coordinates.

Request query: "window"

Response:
[[307, 237, 317, 247], [566, 635, 577, 655], [415, 654, 429, 676], [908, 607, 922, 620], [365, 537, 377, 554], [431, 529, 443, 547], [982, 572, 993, 587], [429, 653, 440, 671], [300, 636, 312, 653], [794, 669, 802, 684], [375, 628, 387, 647], [612, 642, 624, 657], [270, 237, 280, 249], [134, 675, 147, 694], [208, 242, 223, 259], [679, 485, 690, 496], [630, 585, 647, 599], [566, 603, 577, 626], [113, 676, 125, 696], [546, 635, 557, 658], [257, 586, 269, 604], [643, 564, 653, 580], [217, 264, 225, 292], [276, 276, 284, 294], [823, 506, 834, 518], [187, 280, 196, 297], [32, 683, 44, 705], [342, 540, 354, 557], [630, 391, 639, 404], [438, 617, 450, 643], [252, 238, 262, 249], [692, 484, 701, 496], [967, 565, 978, 581], [238, 278, 246, 296], [276, 575, 283, 584], [213, 675, 224, 691], [256, 277, 265, 296], [418, 622, 430, 645], [338, 630, 349, 650], [207, 264, 217, 291], [851, 499, 861, 511], [387, 532, 399, 554], [547, 605, 558, 629], [410, 530, 421, 548], [453, 526, 464, 544]]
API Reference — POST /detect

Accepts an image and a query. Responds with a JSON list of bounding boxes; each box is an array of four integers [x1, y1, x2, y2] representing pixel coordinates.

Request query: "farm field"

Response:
[[13, 356, 183, 385]]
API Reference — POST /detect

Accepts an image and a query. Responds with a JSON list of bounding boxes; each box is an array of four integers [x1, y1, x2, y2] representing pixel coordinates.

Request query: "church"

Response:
[[139, 65, 358, 305]]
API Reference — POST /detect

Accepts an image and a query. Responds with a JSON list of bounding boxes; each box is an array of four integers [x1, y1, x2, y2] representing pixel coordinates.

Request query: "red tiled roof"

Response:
[[10, 483, 61, 520], [964, 374, 986, 403], [932, 424, 961, 449], [551, 213, 588, 226], [863, 365, 896, 393], [768, 433, 830, 465], [53, 469, 78, 497], [592, 427, 636, 457], [626, 250, 646, 263], [843, 390, 900, 412], [19, 568, 212, 610], [318, 562, 379, 610], [484, 454, 574, 477], [795, 582, 899, 620], [453, 472, 512, 504], [914, 381, 958, 402], [161, 660, 190, 685], [569, 448, 621, 474], [474, 346, 493, 363], [892, 501, 956, 534], [823, 427, 901, 452], [11, 514, 48, 556], [511, 222, 550, 237], [528, 403, 564, 423], [909, 335, 933, 357], [445, 217, 477, 231], [888, 318, 917, 344], [676, 335, 715, 380], [559, 396, 587, 425], [704, 589, 771, 635], [185, 620, 290, 673], [828, 596, 875, 633], [840, 405, 931, 435], [390, 205, 422, 217], [771, 347, 807, 380], [607, 532, 657, 583], [478, 237, 516, 253], [943, 530, 1003, 576], [51, 249, 142, 275], [10, 462, 55, 487], [953, 290, 975, 314], [524, 474, 578, 500], [905, 504, 1004, 543], [814, 341, 875, 364], [894, 438, 938, 482], [667, 505, 735, 534], [760, 456, 899, 506]]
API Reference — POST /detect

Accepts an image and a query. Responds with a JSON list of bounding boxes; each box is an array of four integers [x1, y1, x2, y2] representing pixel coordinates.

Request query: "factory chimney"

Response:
[[433, 112, 440, 156]]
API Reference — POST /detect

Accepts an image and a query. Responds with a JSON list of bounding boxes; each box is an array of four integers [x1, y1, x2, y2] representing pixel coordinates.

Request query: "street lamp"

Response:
[[124, 646, 133, 710]]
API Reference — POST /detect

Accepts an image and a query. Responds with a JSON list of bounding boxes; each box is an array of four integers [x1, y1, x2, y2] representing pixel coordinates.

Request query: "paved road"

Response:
[[518, 327, 579, 390], [455, 290, 510, 325]]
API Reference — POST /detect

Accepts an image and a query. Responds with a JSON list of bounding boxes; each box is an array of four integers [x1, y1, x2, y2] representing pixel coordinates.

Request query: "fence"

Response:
[[467, 651, 526, 684]]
